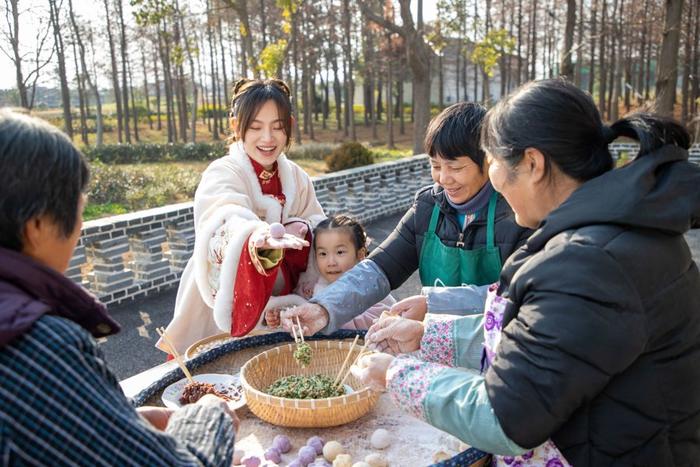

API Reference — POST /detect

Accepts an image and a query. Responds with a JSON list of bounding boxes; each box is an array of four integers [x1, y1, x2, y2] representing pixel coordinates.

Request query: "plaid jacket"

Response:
[[0, 315, 234, 466]]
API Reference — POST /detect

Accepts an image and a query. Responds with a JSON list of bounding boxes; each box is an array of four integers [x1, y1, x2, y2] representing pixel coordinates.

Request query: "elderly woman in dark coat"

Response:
[[352, 80, 700, 466], [0, 110, 237, 466]]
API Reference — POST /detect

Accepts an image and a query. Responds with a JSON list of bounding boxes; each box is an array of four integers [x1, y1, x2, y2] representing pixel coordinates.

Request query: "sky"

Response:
[[0, 0, 438, 92]]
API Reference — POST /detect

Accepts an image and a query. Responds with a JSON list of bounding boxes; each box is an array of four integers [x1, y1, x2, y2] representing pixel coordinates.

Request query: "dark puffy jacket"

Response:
[[486, 145, 700, 466], [369, 184, 531, 289]]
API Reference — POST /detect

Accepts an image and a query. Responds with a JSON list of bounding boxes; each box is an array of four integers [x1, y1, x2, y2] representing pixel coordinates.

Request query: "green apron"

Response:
[[418, 191, 502, 287]]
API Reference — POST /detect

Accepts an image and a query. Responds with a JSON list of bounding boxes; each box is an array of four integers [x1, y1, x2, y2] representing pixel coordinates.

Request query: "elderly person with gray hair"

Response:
[[0, 110, 237, 466]]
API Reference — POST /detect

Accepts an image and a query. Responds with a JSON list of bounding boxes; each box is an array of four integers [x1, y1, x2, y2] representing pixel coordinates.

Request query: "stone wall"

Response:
[[72, 144, 700, 306]]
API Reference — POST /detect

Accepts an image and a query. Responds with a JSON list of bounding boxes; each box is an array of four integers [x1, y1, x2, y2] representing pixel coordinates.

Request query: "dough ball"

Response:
[[269, 222, 286, 239], [333, 454, 353, 467], [432, 451, 451, 463], [240, 456, 261, 467], [272, 434, 292, 454], [370, 429, 391, 450], [309, 460, 332, 467], [264, 447, 281, 464], [298, 445, 317, 465], [307, 435, 325, 455], [364, 453, 388, 467], [323, 440, 344, 461]]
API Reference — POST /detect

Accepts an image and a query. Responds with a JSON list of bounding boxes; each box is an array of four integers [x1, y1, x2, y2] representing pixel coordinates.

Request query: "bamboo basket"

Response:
[[240, 339, 380, 428], [185, 329, 273, 360]]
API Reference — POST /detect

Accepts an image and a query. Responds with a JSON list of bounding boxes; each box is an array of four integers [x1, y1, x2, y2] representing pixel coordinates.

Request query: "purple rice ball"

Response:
[[272, 434, 292, 454], [264, 447, 281, 464], [306, 436, 325, 455], [240, 456, 261, 467], [298, 445, 317, 465]]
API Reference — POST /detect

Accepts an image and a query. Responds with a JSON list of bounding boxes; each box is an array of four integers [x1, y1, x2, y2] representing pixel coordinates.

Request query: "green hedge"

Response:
[[82, 142, 227, 164], [324, 142, 374, 171], [87, 162, 201, 210], [81, 141, 338, 165]]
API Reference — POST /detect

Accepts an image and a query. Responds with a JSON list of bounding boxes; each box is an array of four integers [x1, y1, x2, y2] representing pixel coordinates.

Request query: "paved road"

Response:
[[100, 215, 700, 381], [100, 212, 421, 380]]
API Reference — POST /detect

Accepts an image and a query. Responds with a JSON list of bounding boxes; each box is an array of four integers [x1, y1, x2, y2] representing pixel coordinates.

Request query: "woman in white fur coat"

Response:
[[158, 79, 325, 354]]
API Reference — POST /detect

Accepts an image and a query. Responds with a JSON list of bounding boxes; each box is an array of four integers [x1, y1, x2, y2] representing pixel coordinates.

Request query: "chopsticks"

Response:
[[334, 336, 372, 389], [156, 327, 194, 384]]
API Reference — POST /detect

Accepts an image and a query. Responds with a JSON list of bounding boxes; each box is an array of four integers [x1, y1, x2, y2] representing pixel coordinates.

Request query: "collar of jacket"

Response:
[[0, 246, 120, 348], [430, 183, 508, 227]]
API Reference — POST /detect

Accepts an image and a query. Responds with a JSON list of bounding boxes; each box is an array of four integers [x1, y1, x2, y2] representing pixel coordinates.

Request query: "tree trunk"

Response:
[[86, 25, 104, 145], [691, 0, 700, 121], [398, 78, 405, 135], [655, 0, 685, 115], [574, 0, 585, 85], [7, 0, 28, 107], [387, 55, 394, 149], [560, 0, 576, 79], [104, 0, 123, 141], [218, 16, 229, 111], [70, 40, 88, 145], [49, 0, 72, 139], [259, 0, 267, 49], [438, 53, 444, 108], [343, 0, 356, 140], [589, 0, 598, 94], [206, 3, 220, 140], [116, 0, 131, 143], [530, 0, 538, 80], [680, 0, 694, 123], [598, 0, 608, 116], [637, 0, 650, 103], [229, 0, 255, 78], [141, 48, 153, 130], [516, 0, 523, 85], [153, 43, 162, 131], [68, 0, 97, 144], [128, 59, 140, 142], [606, 0, 619, 120], [173, 15, 188, 141], [331, 53, 342, 131], [178, 5, 198, 142], [291, 7, 303, 143]]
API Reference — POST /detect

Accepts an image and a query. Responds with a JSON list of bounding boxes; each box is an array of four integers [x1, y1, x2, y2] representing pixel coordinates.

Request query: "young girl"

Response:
[[158, 78, 325, 354], [265, 215, 395, 330]]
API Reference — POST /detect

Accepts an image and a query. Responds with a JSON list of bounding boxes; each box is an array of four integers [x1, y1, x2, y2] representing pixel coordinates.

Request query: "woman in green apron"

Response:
[[282, 102, 531, 335]]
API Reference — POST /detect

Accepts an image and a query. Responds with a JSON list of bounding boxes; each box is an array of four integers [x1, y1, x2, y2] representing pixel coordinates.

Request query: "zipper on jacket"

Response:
[[456, 232, 465, 248]]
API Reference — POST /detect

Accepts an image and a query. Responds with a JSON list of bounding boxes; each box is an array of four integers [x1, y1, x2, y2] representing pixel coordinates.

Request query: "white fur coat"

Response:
[[158, 142, 325, 353]]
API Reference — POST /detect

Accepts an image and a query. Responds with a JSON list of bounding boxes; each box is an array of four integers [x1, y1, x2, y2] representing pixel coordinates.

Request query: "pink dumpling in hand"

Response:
[[269, 222, 286, 239]]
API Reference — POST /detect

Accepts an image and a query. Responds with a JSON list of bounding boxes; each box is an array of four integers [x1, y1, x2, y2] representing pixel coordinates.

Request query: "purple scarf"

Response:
[[0, 247, 120, 348], [445, 181, 494, 216]]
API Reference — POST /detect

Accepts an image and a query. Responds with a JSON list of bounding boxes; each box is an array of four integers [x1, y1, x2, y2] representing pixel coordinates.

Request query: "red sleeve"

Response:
[[279, 230, 312, 295], [231, 238, 280, 337]]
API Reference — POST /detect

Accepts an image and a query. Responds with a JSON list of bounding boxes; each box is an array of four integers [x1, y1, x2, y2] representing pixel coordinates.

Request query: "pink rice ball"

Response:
[[269, 222, 286, 239]]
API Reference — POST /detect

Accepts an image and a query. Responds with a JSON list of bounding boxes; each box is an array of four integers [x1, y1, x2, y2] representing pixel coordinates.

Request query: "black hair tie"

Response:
[[601, 125, 617, 145]]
